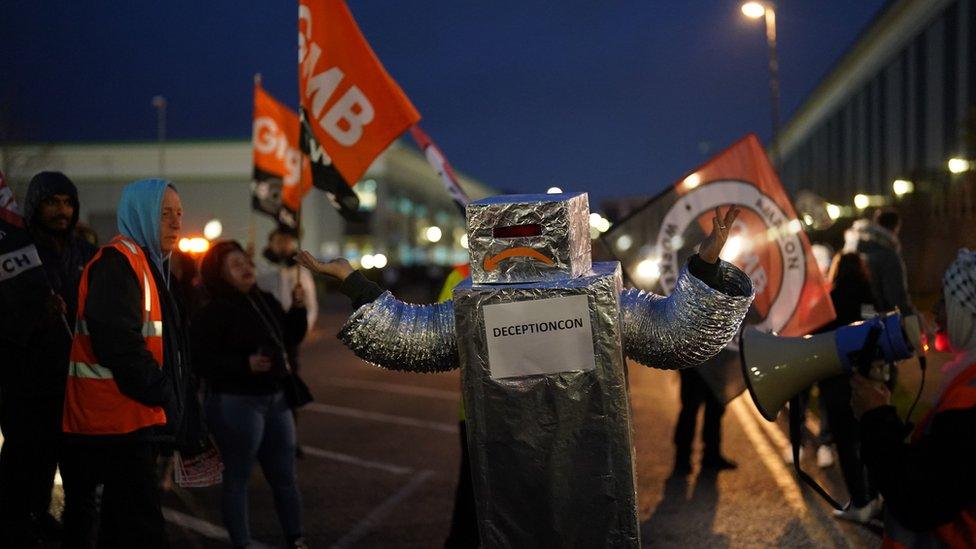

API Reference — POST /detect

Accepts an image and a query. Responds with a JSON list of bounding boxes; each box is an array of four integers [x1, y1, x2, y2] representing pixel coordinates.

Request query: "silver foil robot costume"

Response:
[[338, 193, 754, 547]]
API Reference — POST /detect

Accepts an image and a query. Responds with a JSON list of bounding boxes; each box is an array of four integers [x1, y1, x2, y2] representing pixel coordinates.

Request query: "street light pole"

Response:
[[765, 8, 781, 162], [742, 2, 782, 165], [152, 95, 167, 177]]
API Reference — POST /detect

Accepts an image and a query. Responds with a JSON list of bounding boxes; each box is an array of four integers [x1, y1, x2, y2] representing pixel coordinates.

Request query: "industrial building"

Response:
[[774, 0, 976, 292], [1, 139, 495, 271]]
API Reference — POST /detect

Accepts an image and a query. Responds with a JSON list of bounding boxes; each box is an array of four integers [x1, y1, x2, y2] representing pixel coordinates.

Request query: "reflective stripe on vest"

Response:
[[62, 235, 168, 435]]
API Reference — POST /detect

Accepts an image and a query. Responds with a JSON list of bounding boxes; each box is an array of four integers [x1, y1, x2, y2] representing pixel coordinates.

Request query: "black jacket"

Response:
[[0, 173, 96, 399], [192, 289, 307, 395], [850, 220, 914, 315], [74, 247, 205, 449], [860, 403, 976, 531]]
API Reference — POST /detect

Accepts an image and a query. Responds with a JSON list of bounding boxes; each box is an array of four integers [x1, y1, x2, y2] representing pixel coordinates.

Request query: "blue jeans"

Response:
[[205, 391, 303, 546]]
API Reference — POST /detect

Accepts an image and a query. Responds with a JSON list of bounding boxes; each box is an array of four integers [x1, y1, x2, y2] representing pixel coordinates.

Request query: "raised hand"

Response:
[[698, 206, 740, 264], [296, 250, 355, 281]]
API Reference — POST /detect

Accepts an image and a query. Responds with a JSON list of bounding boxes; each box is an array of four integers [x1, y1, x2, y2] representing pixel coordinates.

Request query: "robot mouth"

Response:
[[483, 247, 556, 271]]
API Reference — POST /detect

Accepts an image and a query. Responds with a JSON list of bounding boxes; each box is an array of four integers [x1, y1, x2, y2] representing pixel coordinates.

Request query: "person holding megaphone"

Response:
[[851, 249, 976, 548]]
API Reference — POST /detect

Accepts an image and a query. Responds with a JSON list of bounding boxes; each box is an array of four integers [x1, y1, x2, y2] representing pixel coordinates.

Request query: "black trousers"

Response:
[[61, 441, 167, 549], [818, 375, 875, 507], [0, 393, 62, 546], [673, 369, 726, 461], [444, 420, 479, 548]]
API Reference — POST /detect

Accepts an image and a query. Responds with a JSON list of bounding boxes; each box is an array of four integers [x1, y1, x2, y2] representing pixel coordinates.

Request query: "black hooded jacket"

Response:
[[3, 172, 97, 399], [23, 172, 98, 324]]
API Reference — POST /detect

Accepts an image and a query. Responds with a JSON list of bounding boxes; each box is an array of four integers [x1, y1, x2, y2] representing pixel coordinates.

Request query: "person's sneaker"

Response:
[[833, 498, 882, 524], [701, 455, 738, 471], [816, 445, 835, 469]]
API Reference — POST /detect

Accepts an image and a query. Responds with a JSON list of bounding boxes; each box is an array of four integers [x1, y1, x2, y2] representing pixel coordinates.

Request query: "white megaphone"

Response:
[[741, 312, 922, 421]]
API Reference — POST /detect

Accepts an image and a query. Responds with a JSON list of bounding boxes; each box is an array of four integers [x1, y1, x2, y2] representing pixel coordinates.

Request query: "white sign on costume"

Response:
[[482, 294, 596, 379]]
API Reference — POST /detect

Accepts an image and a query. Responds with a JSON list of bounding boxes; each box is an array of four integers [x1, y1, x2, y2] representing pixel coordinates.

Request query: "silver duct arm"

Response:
[[621, 260, 754, 370], [338, 291, 460, 373]]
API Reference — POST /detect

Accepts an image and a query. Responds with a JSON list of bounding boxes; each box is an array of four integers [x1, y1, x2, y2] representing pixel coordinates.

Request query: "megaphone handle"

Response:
[[788, 396, 851, 511], [849, 324, 884, 376]]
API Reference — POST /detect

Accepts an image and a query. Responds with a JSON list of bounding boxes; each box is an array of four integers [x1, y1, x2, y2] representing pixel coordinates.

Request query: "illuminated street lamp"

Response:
[[203, 219, 223, 240], [892, 179, 914, 197], [948, 158, 972, 174], [424, 226, 443, 243], [635, 258, 661, 282], [825, 203, 842, 220], [853, 194, 870, 210], [741, 2, 766, 18], [740, 1, 781, 163]]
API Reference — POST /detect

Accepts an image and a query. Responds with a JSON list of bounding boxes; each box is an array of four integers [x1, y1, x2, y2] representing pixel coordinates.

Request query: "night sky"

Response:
[[1, 1, 887, 202]]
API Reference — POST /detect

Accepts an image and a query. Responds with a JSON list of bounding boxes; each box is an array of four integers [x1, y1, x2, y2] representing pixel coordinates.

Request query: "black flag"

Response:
[[299, 108, 363, 222]]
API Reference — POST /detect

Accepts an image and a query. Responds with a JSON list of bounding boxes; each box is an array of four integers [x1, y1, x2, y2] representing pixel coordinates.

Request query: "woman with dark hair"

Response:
[[825, 252, 876, 329], [192, 241, 308, 549], [820, 251, 881, 524]]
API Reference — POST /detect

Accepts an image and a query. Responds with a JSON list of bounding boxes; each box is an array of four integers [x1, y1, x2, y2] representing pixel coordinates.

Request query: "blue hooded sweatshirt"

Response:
[[117, 178, 175, 277]]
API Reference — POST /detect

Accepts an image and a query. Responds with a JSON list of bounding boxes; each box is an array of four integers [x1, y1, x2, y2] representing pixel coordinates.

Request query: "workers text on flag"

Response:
[[297, 0, 421, 219], [604, 134, 835, 337], [603, 135, 835, 403], [252, 83, 312, 230]]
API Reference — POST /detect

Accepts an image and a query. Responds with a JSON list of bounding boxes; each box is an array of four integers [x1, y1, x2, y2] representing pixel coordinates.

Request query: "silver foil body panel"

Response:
[[466, 192, 592, 285], [621, 260, 754, 370], [453, 262, 639, 548], [337, 291, 460, 373]]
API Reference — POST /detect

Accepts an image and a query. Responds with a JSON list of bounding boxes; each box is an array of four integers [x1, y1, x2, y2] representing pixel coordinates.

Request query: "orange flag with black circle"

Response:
[[297, 0, 421, 218]]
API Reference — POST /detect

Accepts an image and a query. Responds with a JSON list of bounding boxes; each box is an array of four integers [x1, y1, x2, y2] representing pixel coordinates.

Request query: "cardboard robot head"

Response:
[[466, 192, 592, 284]]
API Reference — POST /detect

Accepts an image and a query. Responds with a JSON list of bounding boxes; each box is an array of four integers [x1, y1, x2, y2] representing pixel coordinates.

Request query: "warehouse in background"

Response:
[[774, 0, 976, 294], [0, 139, 495, 272]]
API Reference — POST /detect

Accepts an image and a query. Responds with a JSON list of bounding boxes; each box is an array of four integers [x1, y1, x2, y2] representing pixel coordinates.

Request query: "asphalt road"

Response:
[[43, 301, 945, 548]]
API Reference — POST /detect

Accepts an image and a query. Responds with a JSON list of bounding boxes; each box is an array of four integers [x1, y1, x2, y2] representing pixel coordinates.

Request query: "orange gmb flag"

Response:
[[607, 134, 835, 337], [252, 83, 312, 220], [297, 0, 420, 186]]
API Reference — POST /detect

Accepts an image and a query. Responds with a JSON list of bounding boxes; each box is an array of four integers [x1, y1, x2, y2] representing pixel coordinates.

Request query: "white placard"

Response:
[[482, 294, 596, 379]]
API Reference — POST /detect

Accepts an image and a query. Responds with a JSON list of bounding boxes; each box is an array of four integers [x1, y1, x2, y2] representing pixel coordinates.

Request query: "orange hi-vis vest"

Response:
[[882, 362, 976, 549], [62, 235, 168, 435]]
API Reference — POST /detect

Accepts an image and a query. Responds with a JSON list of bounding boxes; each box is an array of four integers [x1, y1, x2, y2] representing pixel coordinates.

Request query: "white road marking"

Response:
[[306, 402, 458, 434], [729, 398, 818, 539], [162, 506, 274, 549], [325, 377, 459, 400], [330, 470, 435, 549], [746, 399, 791, 451], [730, 396, 849, 546], [301, 445, 413, 476]]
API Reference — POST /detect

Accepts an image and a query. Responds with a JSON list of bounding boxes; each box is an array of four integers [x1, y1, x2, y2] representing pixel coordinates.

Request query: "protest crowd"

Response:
[[2, 1, 975, 548]]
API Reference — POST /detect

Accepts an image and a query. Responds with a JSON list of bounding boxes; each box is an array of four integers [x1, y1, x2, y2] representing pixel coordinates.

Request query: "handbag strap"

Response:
[[245, 293, 287, 356]]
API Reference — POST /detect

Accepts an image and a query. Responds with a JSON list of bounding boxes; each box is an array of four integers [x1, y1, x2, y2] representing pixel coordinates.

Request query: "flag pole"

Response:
[[247, 73, 262, 257], [296, 199, 303, 250], [408, 124, 470, 218]]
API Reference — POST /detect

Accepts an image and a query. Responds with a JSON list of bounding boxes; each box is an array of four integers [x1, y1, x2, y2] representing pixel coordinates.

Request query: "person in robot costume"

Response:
[[299, 193, 754, 548]]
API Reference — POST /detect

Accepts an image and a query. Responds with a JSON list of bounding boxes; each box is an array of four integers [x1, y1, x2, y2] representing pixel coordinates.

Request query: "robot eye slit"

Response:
[[493, 224, 543, 239]]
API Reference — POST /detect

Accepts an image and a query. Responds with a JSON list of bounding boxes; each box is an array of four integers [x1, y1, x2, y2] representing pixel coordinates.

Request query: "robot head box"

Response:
[[466, 192, 592, 284]]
